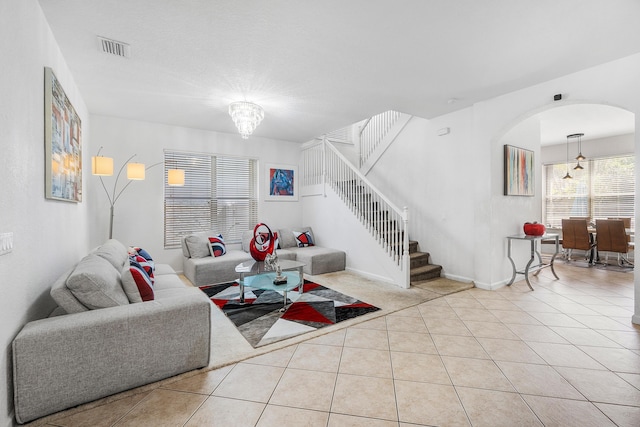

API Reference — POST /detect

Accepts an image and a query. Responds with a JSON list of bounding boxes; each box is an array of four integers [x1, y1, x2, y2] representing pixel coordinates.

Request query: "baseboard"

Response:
[[442, 272, 474, 284], [472, 278, 512, 291], [344, 267, 397, 286]]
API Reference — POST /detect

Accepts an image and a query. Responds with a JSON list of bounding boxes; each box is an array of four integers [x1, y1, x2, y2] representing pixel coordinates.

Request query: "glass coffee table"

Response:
[[235, 259, 305, 310]]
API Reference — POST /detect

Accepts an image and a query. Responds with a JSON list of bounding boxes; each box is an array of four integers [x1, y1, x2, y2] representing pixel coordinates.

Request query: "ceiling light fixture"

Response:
[[570, 133, 586, 170], [563, 134, 572, 180], [229, 101, 264, 139]]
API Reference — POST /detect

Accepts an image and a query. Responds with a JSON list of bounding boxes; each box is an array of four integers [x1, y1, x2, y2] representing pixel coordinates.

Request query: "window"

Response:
[[544, 155, 635, 228], [164, 150, 258, 248]]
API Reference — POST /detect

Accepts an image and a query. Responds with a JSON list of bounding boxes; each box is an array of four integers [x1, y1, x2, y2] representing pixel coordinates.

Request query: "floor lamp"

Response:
[[92, 148, 184, 239]]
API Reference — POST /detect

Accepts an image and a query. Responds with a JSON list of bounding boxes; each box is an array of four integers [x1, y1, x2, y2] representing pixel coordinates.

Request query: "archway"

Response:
[[496, 100, 636, 324]]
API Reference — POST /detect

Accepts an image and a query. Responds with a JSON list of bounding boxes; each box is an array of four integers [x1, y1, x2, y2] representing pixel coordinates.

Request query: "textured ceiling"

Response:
[[38, 0, 640, 143]]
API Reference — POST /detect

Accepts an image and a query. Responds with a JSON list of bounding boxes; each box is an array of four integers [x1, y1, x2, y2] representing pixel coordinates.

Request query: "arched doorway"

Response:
[[497, 100, 637, 324]]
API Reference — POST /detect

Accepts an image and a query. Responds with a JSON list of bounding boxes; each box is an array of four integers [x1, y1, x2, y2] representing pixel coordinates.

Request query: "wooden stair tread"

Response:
[[411, 264, 442, 274]]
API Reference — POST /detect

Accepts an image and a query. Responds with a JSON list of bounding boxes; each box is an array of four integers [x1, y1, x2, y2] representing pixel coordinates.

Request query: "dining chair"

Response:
[[561, 218, 597, 264], [596, 219, 634, 267], [569, 216, 590, 221], [607, 217, 631, 228]]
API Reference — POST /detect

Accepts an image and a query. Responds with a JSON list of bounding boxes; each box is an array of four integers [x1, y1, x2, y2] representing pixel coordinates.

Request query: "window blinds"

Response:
[[544, 155, 634, 228], [164, 151, 258, 248]]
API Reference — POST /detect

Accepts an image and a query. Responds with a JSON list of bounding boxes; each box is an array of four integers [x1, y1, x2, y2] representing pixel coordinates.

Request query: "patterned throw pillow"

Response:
[[121, 260, 154, 303], [293, 230, 314, 247], [208, 234, 226, 257], [130, 254, 154, 284], [130, 246, 155, 271]]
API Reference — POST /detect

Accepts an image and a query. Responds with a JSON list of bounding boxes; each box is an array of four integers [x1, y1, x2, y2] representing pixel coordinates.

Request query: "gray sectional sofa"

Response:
[[182, 226, 346, 286], [12, 239, 211, 424]]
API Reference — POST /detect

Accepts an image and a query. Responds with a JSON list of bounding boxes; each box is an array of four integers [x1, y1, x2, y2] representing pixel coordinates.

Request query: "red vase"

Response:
[[523, 222, 546, 236], [249, 223, 275, 261]]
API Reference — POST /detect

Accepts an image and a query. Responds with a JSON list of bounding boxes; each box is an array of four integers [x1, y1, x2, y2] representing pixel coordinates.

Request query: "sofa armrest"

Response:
[[13, 288, 211, 424]]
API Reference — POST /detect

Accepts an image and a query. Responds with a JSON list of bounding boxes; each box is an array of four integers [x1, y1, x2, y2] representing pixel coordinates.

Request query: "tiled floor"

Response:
[[40, 262, 640, 426]]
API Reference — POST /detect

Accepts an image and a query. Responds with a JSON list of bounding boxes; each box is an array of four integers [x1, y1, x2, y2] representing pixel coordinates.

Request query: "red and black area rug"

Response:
[[199, 280, 380, 348]]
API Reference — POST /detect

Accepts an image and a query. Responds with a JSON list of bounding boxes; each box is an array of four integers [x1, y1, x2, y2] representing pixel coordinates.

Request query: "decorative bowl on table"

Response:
[[523, 222, 546, 236]]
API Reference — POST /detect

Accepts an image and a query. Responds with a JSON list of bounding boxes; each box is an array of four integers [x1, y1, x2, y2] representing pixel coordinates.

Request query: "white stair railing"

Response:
[[302, 139, 410, 288], [359, 110, 402, 167]]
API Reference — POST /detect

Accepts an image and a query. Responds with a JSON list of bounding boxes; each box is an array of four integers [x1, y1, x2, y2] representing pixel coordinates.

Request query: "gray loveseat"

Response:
[[12, 239, 211, 424], [182, 226, 346, 286]]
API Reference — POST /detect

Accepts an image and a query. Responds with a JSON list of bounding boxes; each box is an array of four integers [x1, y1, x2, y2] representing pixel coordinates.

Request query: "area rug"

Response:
[[199, 280, 380, 347]]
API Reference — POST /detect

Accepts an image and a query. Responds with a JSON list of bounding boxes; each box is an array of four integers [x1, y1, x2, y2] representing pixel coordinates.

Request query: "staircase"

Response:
[[301, 110, 443, 288], [337, 180, 443, 285], [409, 240, 442, 284]]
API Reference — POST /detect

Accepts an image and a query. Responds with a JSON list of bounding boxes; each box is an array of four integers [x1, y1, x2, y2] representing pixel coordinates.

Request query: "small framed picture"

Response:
[[265, 163, 298, 201]]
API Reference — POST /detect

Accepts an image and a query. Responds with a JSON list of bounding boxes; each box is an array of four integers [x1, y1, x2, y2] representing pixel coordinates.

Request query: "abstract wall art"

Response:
[[44, 67, 82, 202], [504, 144, 534, 196], [266, 163, 298, 201]]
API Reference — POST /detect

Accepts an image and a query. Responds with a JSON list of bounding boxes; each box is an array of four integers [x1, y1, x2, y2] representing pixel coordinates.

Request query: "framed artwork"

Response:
[[44, 66, 82, 202], [265, 163, 298, 201], [504, 144, 534, 196]]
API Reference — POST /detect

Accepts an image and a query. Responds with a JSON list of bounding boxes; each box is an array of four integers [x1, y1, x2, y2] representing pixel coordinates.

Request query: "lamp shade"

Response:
[[127, 162, 145, 180], [92, 156, 114, 176], [168, 169, 185, 186]]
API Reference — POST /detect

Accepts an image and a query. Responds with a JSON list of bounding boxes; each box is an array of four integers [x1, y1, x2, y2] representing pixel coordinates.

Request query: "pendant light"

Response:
[[570, 133, 585, 170], [562, 134, 572, 179]]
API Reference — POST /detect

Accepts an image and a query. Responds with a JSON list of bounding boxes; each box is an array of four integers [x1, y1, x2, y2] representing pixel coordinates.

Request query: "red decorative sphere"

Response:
[[523, 222, 546, 236]]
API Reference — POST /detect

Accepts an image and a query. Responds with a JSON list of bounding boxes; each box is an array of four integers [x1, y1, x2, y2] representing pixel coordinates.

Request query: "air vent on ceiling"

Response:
[[97, 36, 131, 58]]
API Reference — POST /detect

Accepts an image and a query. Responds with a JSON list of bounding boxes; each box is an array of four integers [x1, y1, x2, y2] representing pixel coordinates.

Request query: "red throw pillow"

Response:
[[127, 261, 154, 302], [293, 231, 314, 247]]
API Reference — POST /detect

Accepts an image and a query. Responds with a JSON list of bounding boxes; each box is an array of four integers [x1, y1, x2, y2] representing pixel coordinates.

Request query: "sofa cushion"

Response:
[[94, 239, 129, 271], [183, 249, 253, 286], [121, 261, 154, 303], [274, 248, 296, 261], [290, 246, 346, 275], [208, 235, 226, 257], [185, 232, 213, 258], [153, 273, 186, 290], [241, 229, 253, 252], [277, 227, 297, 248], [50, 267, 89, 313], [180, 236, 191, 258], [153, 263, 177, 276], [66, 254, 129, 310], [293, 230, 315, 247]]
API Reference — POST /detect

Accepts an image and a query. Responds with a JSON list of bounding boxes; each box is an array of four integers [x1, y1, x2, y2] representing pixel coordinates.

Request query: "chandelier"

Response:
[[570, 133, 586, 170], [228, 101, 264, 139]]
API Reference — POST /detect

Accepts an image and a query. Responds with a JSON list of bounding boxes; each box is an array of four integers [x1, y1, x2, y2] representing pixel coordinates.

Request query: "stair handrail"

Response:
[[358, 110, 402, 167], [322, 139, 411, 288], [325, 141, 407, 221]]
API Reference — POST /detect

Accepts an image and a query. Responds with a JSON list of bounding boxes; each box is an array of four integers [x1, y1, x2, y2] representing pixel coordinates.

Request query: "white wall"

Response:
[[365, 110, 478, 283], [303, 187, 409, 285], [0, 1, 90, 425], [89, 116, 303, 271]]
